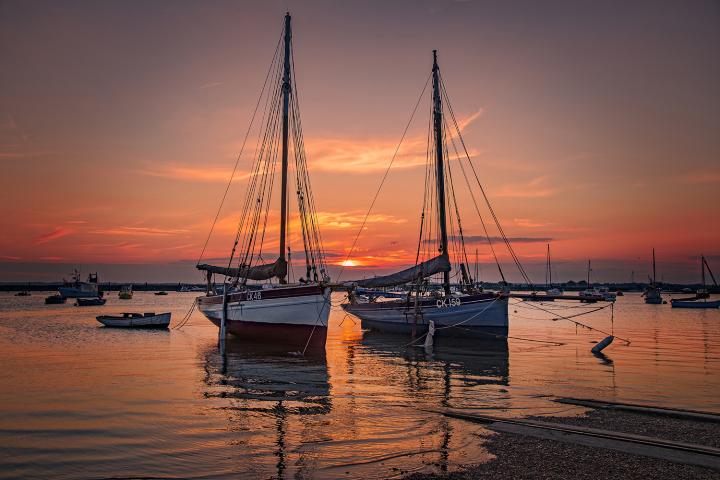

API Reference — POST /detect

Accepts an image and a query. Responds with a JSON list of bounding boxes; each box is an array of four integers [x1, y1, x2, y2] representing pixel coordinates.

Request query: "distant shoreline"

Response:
[[1, 282, 717, 294]]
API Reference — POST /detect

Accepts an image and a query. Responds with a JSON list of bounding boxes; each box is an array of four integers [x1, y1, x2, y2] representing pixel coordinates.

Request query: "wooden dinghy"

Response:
[[76, 297, 107, 306], [96, 312, 171, 328], [671, 299, 720, 309]]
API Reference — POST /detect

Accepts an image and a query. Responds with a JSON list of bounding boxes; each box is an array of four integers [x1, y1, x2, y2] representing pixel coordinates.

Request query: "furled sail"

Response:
[[351, 254, 451, 288], [197, 258, 287, 281]]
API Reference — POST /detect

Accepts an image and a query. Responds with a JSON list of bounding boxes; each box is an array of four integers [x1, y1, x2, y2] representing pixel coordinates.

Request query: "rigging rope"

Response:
[[337, 73, 432, 283], [197, 35, 282, 268]]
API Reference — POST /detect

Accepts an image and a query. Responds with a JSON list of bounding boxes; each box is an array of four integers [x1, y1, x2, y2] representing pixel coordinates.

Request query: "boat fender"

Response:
[[591, 335, 614, 354], [424, 320, 435, 349]]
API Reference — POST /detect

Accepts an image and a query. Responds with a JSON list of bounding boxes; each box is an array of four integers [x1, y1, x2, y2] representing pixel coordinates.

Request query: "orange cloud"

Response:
[[33, 227, 72, 244], [139, 163, 250, 183], [308, 109, 483, 173]]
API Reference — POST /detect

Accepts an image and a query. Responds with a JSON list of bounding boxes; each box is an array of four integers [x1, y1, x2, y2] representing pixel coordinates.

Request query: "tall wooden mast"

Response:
[[278, 13, 292, 284], [432, 50, 451, 295]]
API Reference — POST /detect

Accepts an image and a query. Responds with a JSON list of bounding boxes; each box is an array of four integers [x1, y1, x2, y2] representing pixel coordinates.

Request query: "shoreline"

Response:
[[406, 408, 720, 480]]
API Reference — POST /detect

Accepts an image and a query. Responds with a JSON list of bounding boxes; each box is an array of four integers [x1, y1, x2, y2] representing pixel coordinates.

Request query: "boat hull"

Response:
[[197, 285, 331, 348], [58, 287, 99, 298], [343, 294, 509, 338], [671, 300, 720, 309], [76, 298, 106, 306], [96, 312, 171, 328]]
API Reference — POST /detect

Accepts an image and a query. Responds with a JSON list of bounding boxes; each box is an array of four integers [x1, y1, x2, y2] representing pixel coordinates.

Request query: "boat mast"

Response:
[[701, 254, 706, 288], [278, 13, 292, 284], [587, 260, 591, 286], [432, 50, 451, 295], [546, 244, 552, 286], [652, 248, 656, 284]]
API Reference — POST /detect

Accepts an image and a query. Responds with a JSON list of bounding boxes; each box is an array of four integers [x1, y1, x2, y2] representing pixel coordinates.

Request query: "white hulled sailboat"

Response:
[[196, 14, 330, 349]]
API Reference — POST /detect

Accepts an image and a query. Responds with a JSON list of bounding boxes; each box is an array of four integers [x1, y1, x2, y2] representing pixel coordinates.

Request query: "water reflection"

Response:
[[1, 293, 718, 479], [202, 339, 330, 479]]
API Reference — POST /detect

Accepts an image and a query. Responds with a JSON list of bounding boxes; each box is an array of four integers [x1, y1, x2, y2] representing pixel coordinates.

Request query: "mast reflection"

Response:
[[202, 338, 330, 479]]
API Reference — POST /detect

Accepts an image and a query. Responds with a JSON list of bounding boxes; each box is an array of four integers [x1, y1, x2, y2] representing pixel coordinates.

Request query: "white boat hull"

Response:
[[58, 286, 99, 298], [197, 286, 331, 348], [96, 312, 171, 328]]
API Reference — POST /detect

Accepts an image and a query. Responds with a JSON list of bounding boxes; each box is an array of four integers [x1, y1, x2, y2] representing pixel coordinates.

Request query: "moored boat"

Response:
[[195, 14, 331, 350], [76, 297, 106, 306], [342, 51, 513, 338], [643, 249, 664, 304], [118, 285, 133, 300], [59, 270, 101, 298], [45, 294, 66, 304], [671, 255, 719, 309], [154, 291, 168, 296], [96, 312, 171, 328]]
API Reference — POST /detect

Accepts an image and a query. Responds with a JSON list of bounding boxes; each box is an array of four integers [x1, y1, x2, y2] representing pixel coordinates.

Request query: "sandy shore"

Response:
[[406, 409, 720, 480]]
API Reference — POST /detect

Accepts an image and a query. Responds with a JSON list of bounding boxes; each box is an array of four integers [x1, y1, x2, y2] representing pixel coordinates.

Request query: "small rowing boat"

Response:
[[76, 297, 107, 306], [96, 312, 171, 328]]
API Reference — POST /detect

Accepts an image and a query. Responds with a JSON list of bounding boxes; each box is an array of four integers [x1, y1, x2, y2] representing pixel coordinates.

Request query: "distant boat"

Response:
[[544, 244, 563, 297], [15, 291, 30, 297], [59, 270, 101, 298], [76, 297, 106, 307], [154, 291, 168, 296], [179, 285, 203, 293], [96, 312, 171, 328], [671, 255, 719, 309], [643, 249, 663, 304], [118, 285, 133, 300], [45, 294, 66, 304]]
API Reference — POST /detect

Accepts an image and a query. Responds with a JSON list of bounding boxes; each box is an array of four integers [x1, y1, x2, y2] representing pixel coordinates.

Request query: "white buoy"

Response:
[[424, 320, 435, 349], [591, 335, 614, 354]]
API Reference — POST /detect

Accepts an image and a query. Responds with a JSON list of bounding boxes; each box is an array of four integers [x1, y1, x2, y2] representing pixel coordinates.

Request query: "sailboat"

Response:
[[545, 244, 562, 297], [643, 248, 663, 304], [195, 14, 331, 348], [342, 51, 509, 338], [671, 255, 720, 308]]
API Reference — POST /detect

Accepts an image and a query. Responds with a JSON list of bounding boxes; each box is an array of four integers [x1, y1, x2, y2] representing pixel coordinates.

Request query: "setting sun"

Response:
[[341, 260, 358, 267]]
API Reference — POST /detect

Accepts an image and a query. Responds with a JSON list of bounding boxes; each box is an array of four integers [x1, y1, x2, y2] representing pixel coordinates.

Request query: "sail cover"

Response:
[[351, 254, 451, 288], [197, 258, 288, 281]]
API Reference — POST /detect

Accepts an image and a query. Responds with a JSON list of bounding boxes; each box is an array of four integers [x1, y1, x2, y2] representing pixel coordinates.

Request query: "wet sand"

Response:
[[406, 408, 720, 480]]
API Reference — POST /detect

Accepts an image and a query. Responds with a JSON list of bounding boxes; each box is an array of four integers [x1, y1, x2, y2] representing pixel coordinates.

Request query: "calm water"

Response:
[[0, 291, 718, 479]]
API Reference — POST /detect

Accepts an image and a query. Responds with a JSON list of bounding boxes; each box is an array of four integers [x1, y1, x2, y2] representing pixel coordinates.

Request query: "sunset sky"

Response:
[[1, 0, 718, 283]]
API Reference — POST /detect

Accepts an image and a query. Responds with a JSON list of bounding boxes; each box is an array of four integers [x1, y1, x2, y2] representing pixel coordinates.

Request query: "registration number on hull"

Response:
[[436, 297, 461, 308], [246, 291, 262, 301]]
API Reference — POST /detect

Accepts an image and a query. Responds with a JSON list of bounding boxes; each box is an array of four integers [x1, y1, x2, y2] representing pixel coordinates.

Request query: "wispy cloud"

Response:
[[307, 109, 483, 173], [34, 227, 72, 244], [514, 218, 549, 228], [494, 175, 562, 198], [316, 211, 407, 229], [198, 81, 223, 90], [426, 235, 553, 244], [680, 171, 720, 185], [139, 163, 249, 183], [89, 226, 191, 236]]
